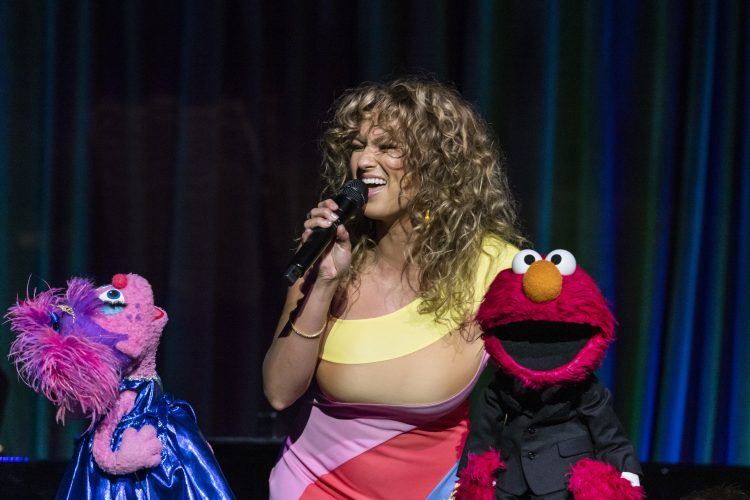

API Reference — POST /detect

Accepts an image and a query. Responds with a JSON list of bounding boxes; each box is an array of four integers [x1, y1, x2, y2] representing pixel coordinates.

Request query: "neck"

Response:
[[127, 352, 157, 379], [368, 217, 421, 291], [372, 217, 412, 269]]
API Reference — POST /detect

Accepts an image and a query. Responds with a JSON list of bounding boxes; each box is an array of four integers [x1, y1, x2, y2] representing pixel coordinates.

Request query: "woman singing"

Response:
[[264, 77, 525, 499]]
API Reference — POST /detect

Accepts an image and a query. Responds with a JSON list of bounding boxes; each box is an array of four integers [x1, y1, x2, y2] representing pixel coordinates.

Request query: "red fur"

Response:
[[568, 458, 644, 500], [455, 449, 505, 500], [477, 267, 616, 388]]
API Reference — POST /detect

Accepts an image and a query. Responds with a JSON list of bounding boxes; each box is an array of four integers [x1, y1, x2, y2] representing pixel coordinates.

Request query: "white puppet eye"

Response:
[[546, 249, 577, 275], [512, 249, 543, 274], [98, 288, 126, 305]]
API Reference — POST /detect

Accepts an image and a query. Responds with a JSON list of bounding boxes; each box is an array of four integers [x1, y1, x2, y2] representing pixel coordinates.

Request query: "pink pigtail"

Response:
[[7, 282, 128, 429], [9, 327, 123, 428]]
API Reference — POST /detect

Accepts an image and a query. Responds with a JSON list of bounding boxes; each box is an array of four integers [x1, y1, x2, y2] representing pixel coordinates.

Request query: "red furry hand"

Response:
[[568, 458, 644, 500], [455, 449, 506, 500]]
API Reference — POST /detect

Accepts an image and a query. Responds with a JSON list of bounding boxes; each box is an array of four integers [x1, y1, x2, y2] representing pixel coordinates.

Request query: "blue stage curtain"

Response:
[[0, 0, 748, 467]]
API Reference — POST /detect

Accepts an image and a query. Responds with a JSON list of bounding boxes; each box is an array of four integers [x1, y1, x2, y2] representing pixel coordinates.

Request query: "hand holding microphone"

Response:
[[283, 180, 368, 285]]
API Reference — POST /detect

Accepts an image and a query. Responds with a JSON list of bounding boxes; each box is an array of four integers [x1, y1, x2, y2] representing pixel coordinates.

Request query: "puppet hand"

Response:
[[455, 449, 505, 500], [94, 425, 163, 475], [117, 425, 163, 470], [569, 458, 644, 500]]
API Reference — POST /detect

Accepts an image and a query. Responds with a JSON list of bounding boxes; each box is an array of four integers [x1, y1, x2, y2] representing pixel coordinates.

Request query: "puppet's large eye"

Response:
[[546, 249, 577, 275], [98, 288, 126, 315], [512, 250, 542, 274], [99, 288, 125, 305]]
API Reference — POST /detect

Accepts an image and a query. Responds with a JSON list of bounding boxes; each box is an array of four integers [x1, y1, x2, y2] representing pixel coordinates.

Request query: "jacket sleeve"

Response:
[[578, 378, 642, 476], [459, 381, 506, 470]]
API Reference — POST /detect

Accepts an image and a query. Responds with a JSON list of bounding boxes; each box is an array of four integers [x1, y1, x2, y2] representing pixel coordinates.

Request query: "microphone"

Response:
[[283, 179, 368, 285]]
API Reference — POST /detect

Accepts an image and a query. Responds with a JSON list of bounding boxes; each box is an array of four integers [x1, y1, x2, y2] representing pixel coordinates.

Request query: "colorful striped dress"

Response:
[[269, 237, 515, 499]]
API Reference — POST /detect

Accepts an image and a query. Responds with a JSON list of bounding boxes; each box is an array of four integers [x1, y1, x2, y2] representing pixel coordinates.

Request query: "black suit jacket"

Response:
[[460, 375, 642, 497]]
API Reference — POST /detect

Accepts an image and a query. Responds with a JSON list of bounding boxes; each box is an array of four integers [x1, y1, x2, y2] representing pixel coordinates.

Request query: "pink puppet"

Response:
[[7, 273, 234, 499]]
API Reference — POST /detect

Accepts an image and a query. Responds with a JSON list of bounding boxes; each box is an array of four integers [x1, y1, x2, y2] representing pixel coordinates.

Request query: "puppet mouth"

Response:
[[490, 320, 595, 371]]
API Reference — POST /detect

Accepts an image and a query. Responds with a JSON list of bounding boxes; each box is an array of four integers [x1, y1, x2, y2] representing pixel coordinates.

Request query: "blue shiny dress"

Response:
[[57, 377, 235, 499]]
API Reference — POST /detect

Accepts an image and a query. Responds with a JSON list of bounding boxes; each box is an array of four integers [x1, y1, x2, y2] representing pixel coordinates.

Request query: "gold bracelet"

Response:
[[289, 319, 327, 339]]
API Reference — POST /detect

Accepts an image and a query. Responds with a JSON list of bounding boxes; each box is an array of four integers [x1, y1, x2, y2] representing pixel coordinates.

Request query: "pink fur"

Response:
[[7, 273, 169, 474], [9, 326, 122, 426], [477, 267, 616, 389], [92, 391, 162, 474], [7, 283, 126, 427], [455, 449, 505, 500], [93, 275, 167, 378], [568, 458, 644, 500]]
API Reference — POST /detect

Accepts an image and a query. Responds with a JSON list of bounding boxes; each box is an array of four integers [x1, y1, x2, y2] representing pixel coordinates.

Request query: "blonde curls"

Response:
[[321, 77, 525, 326]]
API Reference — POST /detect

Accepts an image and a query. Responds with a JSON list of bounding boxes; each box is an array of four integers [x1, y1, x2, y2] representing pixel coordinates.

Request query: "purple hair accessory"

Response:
[[7, 279, 130, 428]]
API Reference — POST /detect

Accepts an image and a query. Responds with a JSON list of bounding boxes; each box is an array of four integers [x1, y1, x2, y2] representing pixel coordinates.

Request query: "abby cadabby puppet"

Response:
[[7, 273, 234, 499], [456, 250, 643, 500]]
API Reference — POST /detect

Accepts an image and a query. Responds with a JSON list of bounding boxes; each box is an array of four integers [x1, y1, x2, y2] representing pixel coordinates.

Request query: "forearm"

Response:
[[92, 392, 135, 470], [263, 278, 338, 410]]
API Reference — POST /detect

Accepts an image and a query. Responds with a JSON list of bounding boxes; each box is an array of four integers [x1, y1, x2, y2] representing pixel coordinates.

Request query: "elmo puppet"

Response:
[[456, 249, 643, 500]]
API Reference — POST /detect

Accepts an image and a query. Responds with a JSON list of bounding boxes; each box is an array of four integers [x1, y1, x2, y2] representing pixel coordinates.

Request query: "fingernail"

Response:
[[330, 213, 339, 221]]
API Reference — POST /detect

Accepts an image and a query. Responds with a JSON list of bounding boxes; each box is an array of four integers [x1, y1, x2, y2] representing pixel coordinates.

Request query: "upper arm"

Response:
[[579, 381, 642, 474]]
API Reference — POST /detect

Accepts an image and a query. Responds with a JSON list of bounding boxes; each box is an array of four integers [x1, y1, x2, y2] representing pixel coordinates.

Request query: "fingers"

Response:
[[334, 223, 350, 245], [302, 199, 339, 233]]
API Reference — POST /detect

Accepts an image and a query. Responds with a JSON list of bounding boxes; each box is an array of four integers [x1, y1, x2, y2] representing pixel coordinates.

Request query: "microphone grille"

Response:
[[341, 179, 368, 207]]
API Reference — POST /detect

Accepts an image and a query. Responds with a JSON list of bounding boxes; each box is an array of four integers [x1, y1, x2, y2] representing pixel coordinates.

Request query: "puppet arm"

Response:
[[570, 378, 643, 499], [455, 382, 507, 500], [91, 390, 163, 475]]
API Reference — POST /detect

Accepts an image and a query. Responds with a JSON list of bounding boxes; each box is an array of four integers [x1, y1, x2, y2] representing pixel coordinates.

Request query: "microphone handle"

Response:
[[282, 194, 361, 285], [283, 225, 336, 284]]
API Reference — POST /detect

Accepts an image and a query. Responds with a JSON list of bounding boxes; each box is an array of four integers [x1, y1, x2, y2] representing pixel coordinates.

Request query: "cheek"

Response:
[[93, 304, 148, 333]]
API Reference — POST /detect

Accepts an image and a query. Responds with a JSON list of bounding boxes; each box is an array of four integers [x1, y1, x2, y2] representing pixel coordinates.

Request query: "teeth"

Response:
[[362, 178, 386, 186]]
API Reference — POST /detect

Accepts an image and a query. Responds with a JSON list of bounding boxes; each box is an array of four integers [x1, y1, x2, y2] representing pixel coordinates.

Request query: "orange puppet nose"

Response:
[[522, 260, 562, 303]]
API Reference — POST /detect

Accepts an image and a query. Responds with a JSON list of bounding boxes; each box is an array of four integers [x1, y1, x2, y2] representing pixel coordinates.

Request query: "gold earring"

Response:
[[423, 210, 431, 223]]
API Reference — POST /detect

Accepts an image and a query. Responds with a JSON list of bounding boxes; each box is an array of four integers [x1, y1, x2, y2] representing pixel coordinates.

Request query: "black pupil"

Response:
[[550, 254, 562, 265], [524, 254, 536, 265], [107, 290, 120, 299]]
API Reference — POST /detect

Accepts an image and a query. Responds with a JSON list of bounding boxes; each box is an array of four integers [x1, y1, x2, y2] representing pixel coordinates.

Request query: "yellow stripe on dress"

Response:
[[320, 236, 517, 364]]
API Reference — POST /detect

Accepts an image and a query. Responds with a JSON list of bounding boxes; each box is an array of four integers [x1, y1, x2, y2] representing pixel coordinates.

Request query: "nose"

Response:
[[522, 260, 562, 303], [356, 145, 380, 169]]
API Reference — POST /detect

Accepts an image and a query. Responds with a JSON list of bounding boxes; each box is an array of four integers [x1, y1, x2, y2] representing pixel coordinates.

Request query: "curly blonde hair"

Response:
[[321, 77, 525, 326]]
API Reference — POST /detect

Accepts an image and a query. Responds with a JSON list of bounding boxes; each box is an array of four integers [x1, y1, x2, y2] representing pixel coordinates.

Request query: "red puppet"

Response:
[[456, 249, 643, 500]]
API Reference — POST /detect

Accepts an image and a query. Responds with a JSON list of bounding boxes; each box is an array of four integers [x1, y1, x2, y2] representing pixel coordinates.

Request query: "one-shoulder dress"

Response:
[[269, 237, 515, 499]]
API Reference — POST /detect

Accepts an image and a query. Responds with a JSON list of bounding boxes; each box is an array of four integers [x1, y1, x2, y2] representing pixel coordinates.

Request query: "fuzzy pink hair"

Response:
[[477, 266, 616, 389], [455, 449, 505, 500], [568, 458, 644, 499], [7, 279, 129, 428]]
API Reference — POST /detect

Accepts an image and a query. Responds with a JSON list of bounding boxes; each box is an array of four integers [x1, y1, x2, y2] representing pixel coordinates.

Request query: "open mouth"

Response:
[[489, 320, 595, 371], [154, 307, 165, 320], [360, 176, 387, 194]]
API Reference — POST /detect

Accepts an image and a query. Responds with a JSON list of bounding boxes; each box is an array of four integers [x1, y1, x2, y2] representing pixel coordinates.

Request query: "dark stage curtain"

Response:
[[0, 0, 748, 467]]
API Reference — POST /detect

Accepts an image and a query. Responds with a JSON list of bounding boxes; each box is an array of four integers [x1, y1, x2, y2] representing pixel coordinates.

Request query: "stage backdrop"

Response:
[[0, 0, 748, 466]]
